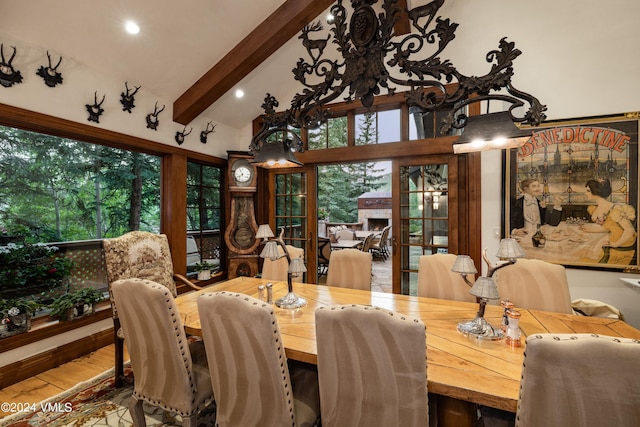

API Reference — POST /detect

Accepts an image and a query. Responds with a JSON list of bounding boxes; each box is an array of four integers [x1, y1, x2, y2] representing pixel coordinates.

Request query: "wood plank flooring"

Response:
[[0, 344, 127, 419]]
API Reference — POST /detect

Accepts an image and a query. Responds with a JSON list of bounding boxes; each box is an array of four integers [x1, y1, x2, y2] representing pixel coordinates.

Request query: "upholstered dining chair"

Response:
[[197, 291, 321, 427], [493, 258, 574, 314], [335, 228, 355, 241], [261, 244, 304, 282], [103, 230, 202, 387], [315, 304, 428, 427], [111, 278, 214, 427], [516, 333, 640, 427], [326, 248, 372, 290], [417, 253, 476, 302]]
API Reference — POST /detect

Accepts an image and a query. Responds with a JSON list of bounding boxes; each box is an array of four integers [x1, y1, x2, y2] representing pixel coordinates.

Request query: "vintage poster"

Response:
[[504, 113, 639, 270]]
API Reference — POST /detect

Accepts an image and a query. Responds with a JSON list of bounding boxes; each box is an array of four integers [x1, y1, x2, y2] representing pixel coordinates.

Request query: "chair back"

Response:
[[103, 231, 177, 318], [516, 333, 640, 427], [318, 237, 332, 276], [197, 291, 319, 427], [261, 244, 304, 282], [315, 305, 428, 427], [360, 233, 375, 252], [335, 229, 355, 241], [326, 249, 372, 290], [494, 258, 573, 313], [417, 254, 476, 302], [186, 235, 201, 267], [111, 278, 213, 417]]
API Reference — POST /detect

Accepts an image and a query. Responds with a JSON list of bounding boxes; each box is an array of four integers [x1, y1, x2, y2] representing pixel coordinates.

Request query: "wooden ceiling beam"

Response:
[[394, 0, 411, 36], [173, 0, 335, 125]]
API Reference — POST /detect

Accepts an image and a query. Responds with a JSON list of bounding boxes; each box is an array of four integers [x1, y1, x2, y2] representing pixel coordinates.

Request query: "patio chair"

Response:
[[103, 230, 203, 388], [369, 226, 391, 260], [318, 237, 332, 277]]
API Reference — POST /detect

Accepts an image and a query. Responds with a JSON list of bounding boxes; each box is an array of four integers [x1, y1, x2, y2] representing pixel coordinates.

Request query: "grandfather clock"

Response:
[[225, 151, 261, 278]]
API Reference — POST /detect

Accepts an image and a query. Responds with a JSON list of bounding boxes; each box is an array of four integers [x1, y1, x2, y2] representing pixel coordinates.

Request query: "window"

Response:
[[355, 109, 401, 144], [186, 161, 224, 271], [308, 117, 348, 149]]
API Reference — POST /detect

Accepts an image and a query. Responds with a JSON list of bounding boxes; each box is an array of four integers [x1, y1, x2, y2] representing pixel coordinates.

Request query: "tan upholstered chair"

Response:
[[417, 253, 476, 302], [197, 291, 320, 427], [103, 231, 202, 387], [516, 333, 640, 427], [335, 228, 355, 241], [493, 258, 574, 313], [261, 244, 304, 282], [111, 278, 214, 427], [326, 248, 372, 290], [315, 305, 428, 427]]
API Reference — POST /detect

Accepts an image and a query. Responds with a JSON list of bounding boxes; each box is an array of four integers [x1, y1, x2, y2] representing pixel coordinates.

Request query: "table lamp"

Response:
[[452, 238, 525, 340], [256, 224, 307, 309]]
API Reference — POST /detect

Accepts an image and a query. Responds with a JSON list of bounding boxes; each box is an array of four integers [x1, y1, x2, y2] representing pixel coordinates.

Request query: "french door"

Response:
[[394, 155, 461, 295]]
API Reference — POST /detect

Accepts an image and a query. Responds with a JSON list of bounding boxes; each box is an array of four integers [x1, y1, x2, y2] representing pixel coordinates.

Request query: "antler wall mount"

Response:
[[249, 0, 547, 161]]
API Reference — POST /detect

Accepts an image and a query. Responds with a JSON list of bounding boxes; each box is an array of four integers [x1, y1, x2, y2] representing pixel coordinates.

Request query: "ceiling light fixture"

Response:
[[125, 20, 140, 35], [235, 89, 245, 99], [249, 0, 547, 165]]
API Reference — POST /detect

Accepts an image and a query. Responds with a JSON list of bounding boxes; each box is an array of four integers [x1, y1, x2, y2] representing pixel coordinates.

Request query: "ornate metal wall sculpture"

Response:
[[250, 0, 547, 157], [36, 51, 63, 87]]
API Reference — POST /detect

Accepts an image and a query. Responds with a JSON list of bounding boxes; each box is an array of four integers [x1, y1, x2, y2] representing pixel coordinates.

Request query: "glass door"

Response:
[[267, 167, 315, 282], [396, 156, 459, 295]]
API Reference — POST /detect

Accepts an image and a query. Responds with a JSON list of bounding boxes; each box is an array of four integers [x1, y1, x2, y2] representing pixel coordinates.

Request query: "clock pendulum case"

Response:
[[224, 151, 260, 278]]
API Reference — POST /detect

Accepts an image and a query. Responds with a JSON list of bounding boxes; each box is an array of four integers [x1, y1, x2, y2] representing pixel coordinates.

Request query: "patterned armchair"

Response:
[[103, 231, 202, 387]]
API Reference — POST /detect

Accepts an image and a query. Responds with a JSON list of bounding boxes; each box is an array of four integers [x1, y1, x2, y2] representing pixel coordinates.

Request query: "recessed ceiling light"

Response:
[[125, 20, 140, 35], [235, 89, 245, 99]]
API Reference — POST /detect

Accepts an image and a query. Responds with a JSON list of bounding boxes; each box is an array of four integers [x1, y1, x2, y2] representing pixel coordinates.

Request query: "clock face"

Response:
[[234, 166, 252, 183]]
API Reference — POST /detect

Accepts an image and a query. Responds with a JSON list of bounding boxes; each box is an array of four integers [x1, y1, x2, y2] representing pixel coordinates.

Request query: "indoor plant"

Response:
[[194, 261, 216, 280], [0, 298, 41, 338], [0, 242, 74, 299], [48, 287, 105, 321]]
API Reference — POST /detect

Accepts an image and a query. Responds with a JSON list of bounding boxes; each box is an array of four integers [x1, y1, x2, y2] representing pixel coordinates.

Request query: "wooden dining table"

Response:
[[176, 276, 640, 423], [329, 239, 362, 249]]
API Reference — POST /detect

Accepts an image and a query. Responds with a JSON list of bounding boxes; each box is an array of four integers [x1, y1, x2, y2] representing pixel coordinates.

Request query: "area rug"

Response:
[[1, 367, 216, 427]]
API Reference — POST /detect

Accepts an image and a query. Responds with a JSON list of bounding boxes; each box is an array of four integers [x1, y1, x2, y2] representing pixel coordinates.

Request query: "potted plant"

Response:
[[0, 242, 74, 299], [49, 287, 104, 321], [194, 261, 215, 280], [1, 298, 41, 338]]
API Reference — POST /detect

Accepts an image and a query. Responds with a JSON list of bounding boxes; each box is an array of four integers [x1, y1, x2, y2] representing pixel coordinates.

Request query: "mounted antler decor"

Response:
[[249, 0, 547, 165], [36, 51, 63, 87], [85, 91, 106, 123], [200, 121, 216, 144], [120, 82, 141, 113], [0, 44, 23, 88], [146, 102, 165, 130], [175, 125, 192, 145]]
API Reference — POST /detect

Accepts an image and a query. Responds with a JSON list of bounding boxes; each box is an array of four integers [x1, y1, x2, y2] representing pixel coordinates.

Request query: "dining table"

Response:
[[176, 276, 640, 425], [329, 239, 362, 249]]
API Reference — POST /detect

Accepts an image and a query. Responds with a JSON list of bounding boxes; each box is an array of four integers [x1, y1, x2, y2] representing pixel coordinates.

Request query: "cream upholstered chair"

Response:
[[261, 244, 304, 282], [417, 253, 476, 302], [335, 228, 355, 241], [516, 333, 640, 427], [493, 258, 574, 313], [315, 305, 428, 427], [197, 291, 320, 427], [326, 248, 372, 290], [103, 230, 202, 387], [111, 278, 214, 427]]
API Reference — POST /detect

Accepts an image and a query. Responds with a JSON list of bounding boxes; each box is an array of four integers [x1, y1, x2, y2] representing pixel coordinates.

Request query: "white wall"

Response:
[[0, 31, 247, 158], [439, 0, 640, 328]]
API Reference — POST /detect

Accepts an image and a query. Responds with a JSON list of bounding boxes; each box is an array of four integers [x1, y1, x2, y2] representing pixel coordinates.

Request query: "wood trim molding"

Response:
[[0, 328, 113, 389], [173, 0, 335, 124]]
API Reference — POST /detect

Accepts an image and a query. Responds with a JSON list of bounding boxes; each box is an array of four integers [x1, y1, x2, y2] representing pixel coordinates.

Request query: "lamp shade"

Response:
[[469, 276, 500, 300], [453, 112, 531, 154], [496, 238, 526, 260], [288, 257, 307, 274], [259, 240, 280, 260], [451, 255, 478, 275], [256, 224, 275, 239], [252, 140, 303, 168]]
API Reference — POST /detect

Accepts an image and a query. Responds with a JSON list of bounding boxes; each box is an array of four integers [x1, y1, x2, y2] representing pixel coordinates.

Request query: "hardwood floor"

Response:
[[0, 344, 127, 419]]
